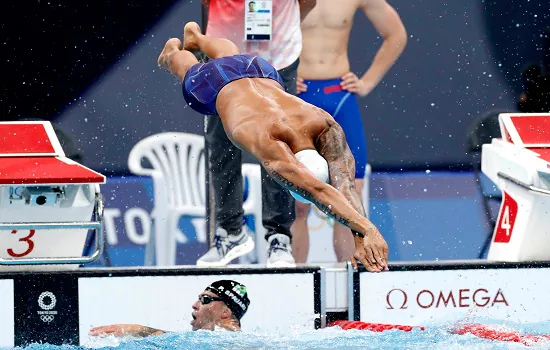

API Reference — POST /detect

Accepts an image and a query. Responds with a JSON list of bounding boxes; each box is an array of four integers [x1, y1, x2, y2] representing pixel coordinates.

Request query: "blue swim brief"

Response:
[[299, 79, 368, 178], [182, 54, 285, 115]]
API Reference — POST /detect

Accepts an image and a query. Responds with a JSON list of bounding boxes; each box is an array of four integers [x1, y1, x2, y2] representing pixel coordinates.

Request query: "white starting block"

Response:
[[0, 121, 106, 270], [481, 113, 550, 261]]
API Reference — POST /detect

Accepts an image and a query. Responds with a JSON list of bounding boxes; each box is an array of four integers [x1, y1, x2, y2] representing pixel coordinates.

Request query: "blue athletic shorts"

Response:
[[299, 79, 368, 178], [182, 54, 285, 115]]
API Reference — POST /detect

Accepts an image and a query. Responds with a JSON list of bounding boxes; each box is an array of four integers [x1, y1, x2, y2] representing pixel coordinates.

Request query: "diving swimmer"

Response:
[[157, 22, 389, 272]]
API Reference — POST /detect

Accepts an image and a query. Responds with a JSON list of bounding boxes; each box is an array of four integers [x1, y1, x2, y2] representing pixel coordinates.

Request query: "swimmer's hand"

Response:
[[89, 324, 165, 338], [340, 72, 375, 97], [351, 229, 389, 272], [296, 77, 308, 94]]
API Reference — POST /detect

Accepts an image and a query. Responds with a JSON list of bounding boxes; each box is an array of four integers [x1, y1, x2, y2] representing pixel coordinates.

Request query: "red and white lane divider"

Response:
[[329, 320, 550, 346], [451, 323, 550, 346], [328, 320, 424, 332]]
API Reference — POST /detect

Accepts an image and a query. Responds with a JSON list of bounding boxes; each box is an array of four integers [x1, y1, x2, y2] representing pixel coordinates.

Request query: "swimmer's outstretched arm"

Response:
[[315, 119, 368, 230], [89, 324, 165, 337], [256, 142, 388, 272], [314, 121, 390, 271]]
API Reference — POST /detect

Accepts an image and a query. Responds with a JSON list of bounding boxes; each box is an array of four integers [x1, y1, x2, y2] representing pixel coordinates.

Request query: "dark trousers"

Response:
[[205, 59, 299, 241]]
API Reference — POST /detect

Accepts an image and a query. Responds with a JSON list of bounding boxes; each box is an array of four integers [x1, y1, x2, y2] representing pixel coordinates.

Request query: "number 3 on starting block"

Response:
[[494, 192, 518, 243], [7, 229, 36, 258]]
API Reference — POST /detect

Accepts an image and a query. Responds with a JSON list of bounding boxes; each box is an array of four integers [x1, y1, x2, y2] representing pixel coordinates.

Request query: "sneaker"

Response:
[[266, 234, 296, 267], [196, 228, 255, 267]]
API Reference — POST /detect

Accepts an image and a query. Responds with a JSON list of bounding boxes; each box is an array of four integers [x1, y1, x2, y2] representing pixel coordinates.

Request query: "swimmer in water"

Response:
[[89, 280, 250, 336], [158, 22, 388, 272]]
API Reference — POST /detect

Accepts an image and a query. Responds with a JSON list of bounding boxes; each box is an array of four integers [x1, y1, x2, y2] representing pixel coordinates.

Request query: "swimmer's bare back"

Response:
[[215, 77, 389, 272], [215, 78, 327, 154]]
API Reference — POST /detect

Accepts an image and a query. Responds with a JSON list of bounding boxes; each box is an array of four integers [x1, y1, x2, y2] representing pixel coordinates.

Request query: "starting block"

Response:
[[481, 113, 550, 261], [0, 121, 106, 270]]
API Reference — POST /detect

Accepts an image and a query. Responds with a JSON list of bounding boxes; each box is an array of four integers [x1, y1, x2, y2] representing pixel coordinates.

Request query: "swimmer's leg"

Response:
[[157, 38, 199, 81], [183, 22, 240, 58], [291, 200, 311, 263]]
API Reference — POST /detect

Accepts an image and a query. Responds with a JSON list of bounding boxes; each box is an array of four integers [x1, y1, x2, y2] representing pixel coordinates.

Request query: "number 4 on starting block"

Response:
[[494, 192, 518, 243]]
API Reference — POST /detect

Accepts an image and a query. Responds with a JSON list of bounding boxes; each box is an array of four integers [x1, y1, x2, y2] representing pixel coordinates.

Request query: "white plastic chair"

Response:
[[128, 132, 206, 266], [128, 132, 264, 266]]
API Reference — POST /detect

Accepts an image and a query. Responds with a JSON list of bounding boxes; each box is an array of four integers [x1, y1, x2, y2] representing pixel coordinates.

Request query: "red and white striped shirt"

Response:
[[206, 0, 302, 70]]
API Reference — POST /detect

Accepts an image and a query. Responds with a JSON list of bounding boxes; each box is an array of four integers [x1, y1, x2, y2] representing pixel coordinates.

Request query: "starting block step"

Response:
[[0, 157, 105, 185], [0, 122, 61, 156], [501, 115, 550, 147]]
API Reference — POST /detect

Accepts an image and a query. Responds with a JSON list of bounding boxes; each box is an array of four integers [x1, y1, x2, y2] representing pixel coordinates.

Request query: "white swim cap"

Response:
[[290, 149, 329, 204]]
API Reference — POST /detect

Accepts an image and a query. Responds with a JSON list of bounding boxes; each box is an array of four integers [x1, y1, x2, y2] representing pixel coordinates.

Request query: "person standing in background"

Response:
[[291, 0, 407, 263], [197, 0, 317, 268]]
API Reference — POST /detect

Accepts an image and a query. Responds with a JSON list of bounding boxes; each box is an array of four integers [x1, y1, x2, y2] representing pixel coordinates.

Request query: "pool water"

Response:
[[14, 322, 550, 350]]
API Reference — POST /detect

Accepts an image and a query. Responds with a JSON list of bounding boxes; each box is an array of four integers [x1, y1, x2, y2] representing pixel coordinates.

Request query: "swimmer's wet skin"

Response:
[[157, 22, 388, 272], [89, 280, 250, 336]]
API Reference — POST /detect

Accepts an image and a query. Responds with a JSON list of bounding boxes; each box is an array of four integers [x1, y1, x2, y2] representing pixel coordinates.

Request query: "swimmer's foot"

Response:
[[183, 22, 202, 51], [157, 38, 182, 71]]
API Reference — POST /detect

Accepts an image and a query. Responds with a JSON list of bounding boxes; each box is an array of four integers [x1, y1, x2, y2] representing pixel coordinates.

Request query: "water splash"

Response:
[[11, 323, 550, 350]]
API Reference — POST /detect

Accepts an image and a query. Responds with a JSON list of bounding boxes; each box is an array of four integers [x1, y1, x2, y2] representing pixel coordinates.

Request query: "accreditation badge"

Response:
[[244, 0, 272, 41]]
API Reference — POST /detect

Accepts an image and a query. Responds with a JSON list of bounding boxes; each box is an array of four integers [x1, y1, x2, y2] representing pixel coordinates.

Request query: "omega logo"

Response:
[[386, 288, 509, 309]]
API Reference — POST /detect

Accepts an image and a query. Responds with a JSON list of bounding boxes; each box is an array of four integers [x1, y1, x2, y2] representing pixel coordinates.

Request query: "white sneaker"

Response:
[[196, 228, 255, 267], [266, 234, 296, 268]]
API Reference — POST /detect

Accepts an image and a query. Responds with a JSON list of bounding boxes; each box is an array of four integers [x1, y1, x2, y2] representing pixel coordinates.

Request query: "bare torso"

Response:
[[299, 0, 360, 80], [215, 78, 329, 156]]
